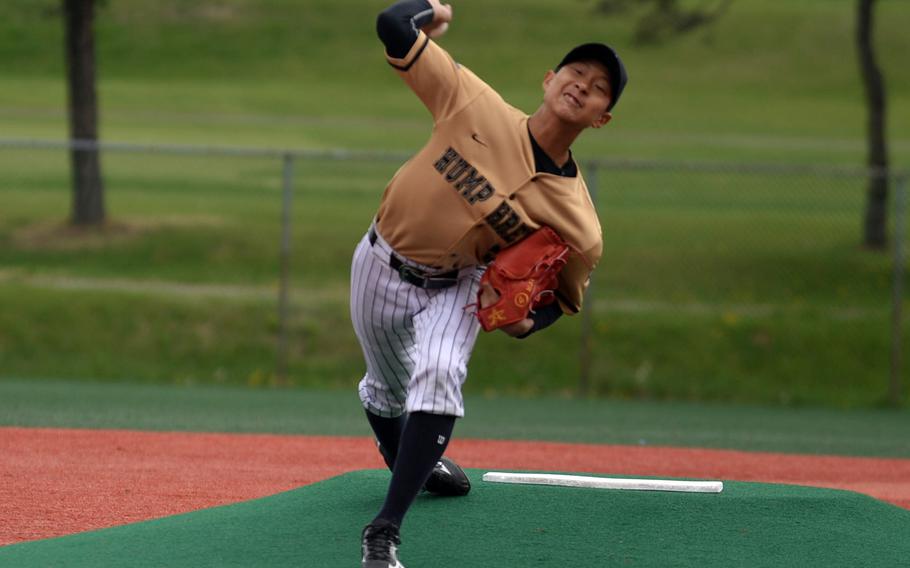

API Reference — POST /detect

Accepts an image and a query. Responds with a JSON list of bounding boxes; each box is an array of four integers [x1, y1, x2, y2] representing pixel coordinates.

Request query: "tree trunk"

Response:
[[64, 0, 105, 226], [857, 0, 888, 249]]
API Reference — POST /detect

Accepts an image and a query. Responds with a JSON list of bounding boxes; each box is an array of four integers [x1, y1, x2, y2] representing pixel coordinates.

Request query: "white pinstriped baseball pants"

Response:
[[350, 227, 483, 418]]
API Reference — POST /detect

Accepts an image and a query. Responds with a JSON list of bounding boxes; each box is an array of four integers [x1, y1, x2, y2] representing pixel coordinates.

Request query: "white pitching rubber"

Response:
[[482, 472, 723, 493]]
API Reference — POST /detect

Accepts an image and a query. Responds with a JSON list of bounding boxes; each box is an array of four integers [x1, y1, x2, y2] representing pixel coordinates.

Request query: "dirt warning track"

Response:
[[2, 427, 908, 546]]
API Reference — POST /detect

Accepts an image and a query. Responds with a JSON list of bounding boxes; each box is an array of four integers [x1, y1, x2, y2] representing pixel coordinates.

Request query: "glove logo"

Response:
[[514, 279, 536, 308], [487, 308, 507, 327]]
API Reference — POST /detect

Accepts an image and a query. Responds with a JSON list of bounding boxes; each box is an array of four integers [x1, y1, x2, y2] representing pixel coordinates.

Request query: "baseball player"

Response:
[[354, 1, 627, 566]]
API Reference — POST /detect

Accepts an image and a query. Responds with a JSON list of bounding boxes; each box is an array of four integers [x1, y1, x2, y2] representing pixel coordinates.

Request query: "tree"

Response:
[[857, 0, 889, 250], [594, 0, 732, 45], [63, 0, 105, 226], [597, 0, 891, 249]]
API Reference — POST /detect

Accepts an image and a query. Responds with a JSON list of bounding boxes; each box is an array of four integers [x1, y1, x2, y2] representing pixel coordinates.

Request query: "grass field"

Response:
[[3, 378, 908, 456], [1, 0, 909, 160], [1, 148, 906, 406], [0, 1, 909, 407]]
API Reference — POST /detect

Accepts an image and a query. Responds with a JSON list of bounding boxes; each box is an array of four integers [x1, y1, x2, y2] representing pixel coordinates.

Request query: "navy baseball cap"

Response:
[[557, 43, 628, 111]]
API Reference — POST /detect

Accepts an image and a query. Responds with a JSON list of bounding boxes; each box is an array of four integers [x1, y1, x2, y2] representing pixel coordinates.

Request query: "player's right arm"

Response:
[[377, 0, 482, 122], [376, 0, 451, 58]]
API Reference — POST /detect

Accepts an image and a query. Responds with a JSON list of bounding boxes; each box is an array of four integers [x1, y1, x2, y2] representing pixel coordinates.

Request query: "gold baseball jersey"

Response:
[[376, 31, 603, 314]]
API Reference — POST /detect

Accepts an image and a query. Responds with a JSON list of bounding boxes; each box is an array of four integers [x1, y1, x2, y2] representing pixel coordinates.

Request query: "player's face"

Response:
[[542, 60, 613, 129]]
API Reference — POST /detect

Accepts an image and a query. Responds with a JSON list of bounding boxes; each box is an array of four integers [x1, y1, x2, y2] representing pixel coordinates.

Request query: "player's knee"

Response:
[[358, 377, 408, 416]]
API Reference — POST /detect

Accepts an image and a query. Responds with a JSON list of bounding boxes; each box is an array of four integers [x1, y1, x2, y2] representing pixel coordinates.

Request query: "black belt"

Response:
[[369, 228, 459, 289]]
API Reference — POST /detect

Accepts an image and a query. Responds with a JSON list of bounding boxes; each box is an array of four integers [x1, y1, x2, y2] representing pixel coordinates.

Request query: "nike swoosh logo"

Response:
[[471, 133, 488, 147]]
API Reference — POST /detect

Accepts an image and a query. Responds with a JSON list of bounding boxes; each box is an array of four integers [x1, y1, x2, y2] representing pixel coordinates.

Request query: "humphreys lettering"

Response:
[[453, 169, 485, 194], [484, 202, 532, 244], [445, 159, 472, 182], [433, 147, 494, 205], [465, 181, 494, 204], [433, 147, 530, 244], [434, 148, 459, 172]]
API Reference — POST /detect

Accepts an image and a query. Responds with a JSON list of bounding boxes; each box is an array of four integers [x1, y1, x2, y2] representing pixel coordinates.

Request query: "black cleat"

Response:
[[362, 519, 405, 568], [424, 456, 471, 497], [375, 442, 470, 496]]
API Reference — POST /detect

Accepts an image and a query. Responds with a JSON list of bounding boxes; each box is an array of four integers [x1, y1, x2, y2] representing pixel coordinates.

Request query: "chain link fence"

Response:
[[584, 159, 907, 406], [0, 139, 906, 407]]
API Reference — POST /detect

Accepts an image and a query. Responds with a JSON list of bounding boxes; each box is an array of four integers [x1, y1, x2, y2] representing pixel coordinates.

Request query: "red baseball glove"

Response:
[[474, 226, 570, 332]]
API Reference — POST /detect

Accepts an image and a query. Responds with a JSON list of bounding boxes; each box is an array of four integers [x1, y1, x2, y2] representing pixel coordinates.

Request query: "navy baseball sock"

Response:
[[365, 410, 407, 471], [373, 412, 455, 527]]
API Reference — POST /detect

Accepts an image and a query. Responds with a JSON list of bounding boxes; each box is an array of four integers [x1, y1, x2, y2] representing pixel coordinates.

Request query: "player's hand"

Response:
[[479, 282, 533, 337], [423, 0, 453, 38]]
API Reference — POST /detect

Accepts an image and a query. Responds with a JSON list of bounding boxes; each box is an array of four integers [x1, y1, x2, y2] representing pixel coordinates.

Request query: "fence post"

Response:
[[889, 174, 907, 406], [579, 161, 598, 397], [276, 153, 295, 385]]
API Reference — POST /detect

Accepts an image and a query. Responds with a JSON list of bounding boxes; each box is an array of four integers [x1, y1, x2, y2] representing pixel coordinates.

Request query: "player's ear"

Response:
[[542, 69, 556, 91], [591, 112, 612, 129]]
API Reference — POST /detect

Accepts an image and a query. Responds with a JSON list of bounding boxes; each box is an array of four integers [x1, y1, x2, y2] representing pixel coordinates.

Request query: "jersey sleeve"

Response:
[[386, 31, 487, 122], [556, 241, 602, 315], [376, 0, 434, 58]]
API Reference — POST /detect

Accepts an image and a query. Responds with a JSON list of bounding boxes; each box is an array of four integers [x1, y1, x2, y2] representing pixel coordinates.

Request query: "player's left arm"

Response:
[[554, 243, 603, 316], [517, 302, 563, 338], [520, 241, 602, 338], [477, 241, 599, 339], [508, 244, 600, 339], [508, 281, 584, 339]]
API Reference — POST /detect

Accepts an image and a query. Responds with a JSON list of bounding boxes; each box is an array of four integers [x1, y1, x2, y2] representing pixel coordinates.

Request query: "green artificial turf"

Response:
[[1, 379, 908, 458], [1, 469, 908, 568]]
